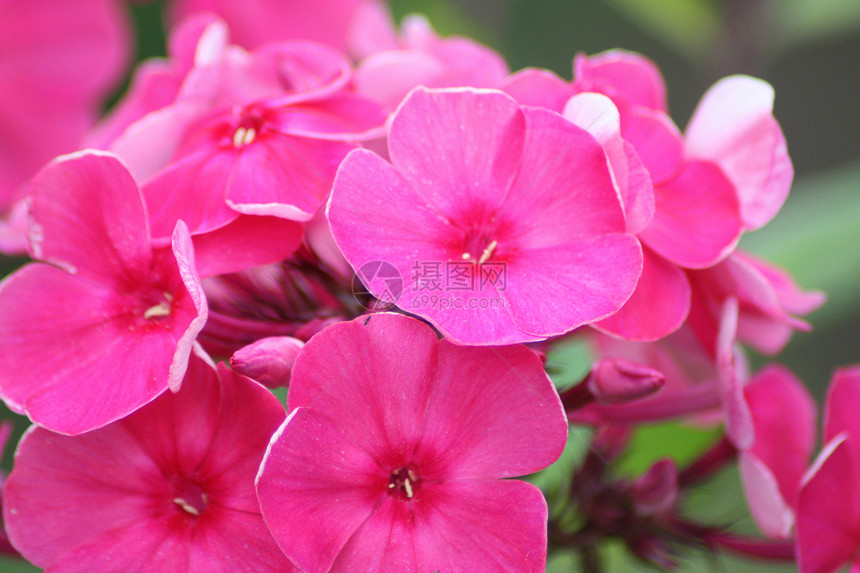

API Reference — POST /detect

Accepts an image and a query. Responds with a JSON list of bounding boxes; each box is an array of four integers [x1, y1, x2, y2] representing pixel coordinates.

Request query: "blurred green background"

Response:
[[1, 0, 858, 571]]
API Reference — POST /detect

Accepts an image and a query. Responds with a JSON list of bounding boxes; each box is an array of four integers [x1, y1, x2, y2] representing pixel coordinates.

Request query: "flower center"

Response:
[[171, 477, 208, 517], [143, 291, 173, 320], [387, 467, 419, 500], [230, 106, 267, 148], [460, 231, 498, 264]]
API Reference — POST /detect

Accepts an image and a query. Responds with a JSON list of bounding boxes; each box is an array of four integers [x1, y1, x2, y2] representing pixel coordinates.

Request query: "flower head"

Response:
[[256, 313, 568, 572], [3, 350, 293, 572]]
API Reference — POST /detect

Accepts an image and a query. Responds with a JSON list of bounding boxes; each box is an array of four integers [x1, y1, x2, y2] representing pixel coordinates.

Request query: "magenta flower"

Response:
[[256, 313, 568, 572], [327, 87, 643, 345], [3, 351, 295, 573], [0, 151, 206, 435], [796, 366, 860, 573]]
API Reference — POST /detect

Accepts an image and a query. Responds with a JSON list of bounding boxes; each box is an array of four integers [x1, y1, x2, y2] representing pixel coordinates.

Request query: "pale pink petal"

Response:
[[594, 246, 691, 341], [257, 408, 384, 573], [410, 480, 548, 573], [639, 160, 742, 269], [416, 342, 566, 479], [562, 93, 655, 234], [355, 50, 448, 110], [190, 215, 304, 279], [823, 367, 860, 447], [797, 435, 860, 573], [717, 298, 754, 449], [347, 0, 399, 58], [286, 313, 438, 458], [736, 251, 826, 316], [574, 50, 667, 112], [85, 60, 184, 150], [387, 88, 524, 217], [621, 108, 683, 184], [739, 452, 796, 539], [502, 68, 572, 112], [28, 151, 151, 281], [685, 76, 793, 230], [110, 101, 206, 182]]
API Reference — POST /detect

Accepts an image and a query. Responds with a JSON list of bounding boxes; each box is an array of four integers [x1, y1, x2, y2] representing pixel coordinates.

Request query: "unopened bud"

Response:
[[230, 336, 304, 388], [633, 458, 679, 516], [587, 358, 665, 404]]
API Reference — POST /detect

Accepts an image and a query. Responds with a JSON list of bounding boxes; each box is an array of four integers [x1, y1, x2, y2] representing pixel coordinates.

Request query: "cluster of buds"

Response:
[[0, 1, 848, 572]]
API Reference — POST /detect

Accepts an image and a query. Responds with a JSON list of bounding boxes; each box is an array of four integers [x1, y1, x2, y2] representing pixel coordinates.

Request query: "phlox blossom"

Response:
[[3, 350, 294, 573], [327, 87, 643, 345], [0, 151, 206, 435], [256, 313, 568, 572]]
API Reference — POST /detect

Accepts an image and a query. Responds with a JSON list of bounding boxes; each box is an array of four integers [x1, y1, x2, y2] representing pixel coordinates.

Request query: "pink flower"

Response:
[[0, 0, 131, 253], [256, 313, 568, 572], [504, 53, 745, 342], [796, 367, 860, 573], [3, 351, 295, 572], [327, 87, 643, 345], [0, 151, 207, 435]]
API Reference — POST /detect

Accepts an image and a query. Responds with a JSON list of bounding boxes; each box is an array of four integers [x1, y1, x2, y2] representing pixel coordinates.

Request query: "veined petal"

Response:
[[417, 342, 566, 479]]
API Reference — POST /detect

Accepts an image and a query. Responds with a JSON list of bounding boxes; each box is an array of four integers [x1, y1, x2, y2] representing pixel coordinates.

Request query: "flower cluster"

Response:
[[0, 1, 848, 572]]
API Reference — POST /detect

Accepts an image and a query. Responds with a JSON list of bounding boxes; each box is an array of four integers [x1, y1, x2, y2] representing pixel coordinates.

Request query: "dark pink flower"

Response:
[[0, 151, 206, 434], [327, 87, 643, 345], [796, 366, 860, 573], [256, 313, 568, 572], [3, 351, 295, 572]]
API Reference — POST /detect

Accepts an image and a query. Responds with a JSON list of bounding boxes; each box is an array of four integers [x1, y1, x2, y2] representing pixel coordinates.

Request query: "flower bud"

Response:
[[587, 357, 665, 404], [230, 336, 304, 388]]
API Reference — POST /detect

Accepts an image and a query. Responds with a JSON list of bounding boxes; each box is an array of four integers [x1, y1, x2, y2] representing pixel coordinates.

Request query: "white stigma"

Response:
[[403, 478, 414, 499]]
